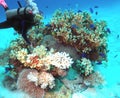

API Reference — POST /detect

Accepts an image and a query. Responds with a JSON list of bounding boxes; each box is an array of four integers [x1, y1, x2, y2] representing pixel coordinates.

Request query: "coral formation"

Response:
[[1, 9, 109, 97], [27, 71, 55, 89], [17, 69, 45, 98], [44, 10, 108, 62], [74, 58, 94, 76]]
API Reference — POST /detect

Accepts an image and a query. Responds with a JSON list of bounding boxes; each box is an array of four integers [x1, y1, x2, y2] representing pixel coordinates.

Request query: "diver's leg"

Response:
[[0, 21, 11, 29], [21, 32, 31, 45], [0, 0, 9, 10]]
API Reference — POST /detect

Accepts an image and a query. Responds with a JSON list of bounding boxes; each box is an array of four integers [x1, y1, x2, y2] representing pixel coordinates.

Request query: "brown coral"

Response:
[[17, 69, 45, 98]]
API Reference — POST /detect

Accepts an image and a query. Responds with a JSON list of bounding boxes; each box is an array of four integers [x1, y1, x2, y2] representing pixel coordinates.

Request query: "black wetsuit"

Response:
[[0, 7, 36, 45]]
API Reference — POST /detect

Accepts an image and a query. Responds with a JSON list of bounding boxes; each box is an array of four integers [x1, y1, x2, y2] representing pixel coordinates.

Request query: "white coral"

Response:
[[27, 71, 39, 86], [38, 72, 55, 89], [49, 52, 73, 69], [27, 71, 55, 89]]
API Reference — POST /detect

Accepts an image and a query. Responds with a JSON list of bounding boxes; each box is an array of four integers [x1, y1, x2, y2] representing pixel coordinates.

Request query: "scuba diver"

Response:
[[0, 0, 39, 45]]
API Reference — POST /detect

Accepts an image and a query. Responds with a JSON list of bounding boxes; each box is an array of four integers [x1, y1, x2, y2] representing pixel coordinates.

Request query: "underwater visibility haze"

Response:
[[0, 0, 120, 98]]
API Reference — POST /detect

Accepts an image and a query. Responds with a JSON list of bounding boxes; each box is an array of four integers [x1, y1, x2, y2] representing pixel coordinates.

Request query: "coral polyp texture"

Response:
[[1, 9, 109, 98], [11, 45, 73, 71], [44, 10, 108, 62]]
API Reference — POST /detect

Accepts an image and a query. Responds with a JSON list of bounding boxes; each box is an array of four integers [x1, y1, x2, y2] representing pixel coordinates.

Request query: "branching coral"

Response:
[[27, 71, 55, 89], [46, 52, 73, 69], [11, 45, 73, 71], [74, 58, 94, 76], [43, 10, 108, 62]]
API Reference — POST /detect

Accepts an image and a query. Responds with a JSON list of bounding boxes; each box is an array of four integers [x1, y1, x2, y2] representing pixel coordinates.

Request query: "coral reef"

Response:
[[1, 9, 109, 97], [44, 10, 108, 62]]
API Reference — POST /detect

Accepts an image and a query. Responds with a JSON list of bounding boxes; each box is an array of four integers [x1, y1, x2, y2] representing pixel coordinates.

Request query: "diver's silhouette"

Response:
[[0, 0, 38, 45]]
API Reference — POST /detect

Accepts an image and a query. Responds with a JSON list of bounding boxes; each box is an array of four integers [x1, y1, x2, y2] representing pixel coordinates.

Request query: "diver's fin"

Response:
[[0, 0, 8, 8], [0, 21, 12, 29], [17, 1, 22, 8]]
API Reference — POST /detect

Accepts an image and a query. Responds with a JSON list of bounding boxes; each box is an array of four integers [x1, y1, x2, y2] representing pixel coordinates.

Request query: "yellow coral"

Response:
[[16, 48, 28, 63]]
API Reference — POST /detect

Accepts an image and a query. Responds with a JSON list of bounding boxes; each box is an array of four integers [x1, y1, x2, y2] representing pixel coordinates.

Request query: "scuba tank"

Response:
[[5, 1, 34, 20], [6, 6, 33, 19]]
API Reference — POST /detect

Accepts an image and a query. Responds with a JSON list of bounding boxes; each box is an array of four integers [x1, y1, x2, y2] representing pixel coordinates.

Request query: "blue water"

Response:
[[0, 0, 120, 98]]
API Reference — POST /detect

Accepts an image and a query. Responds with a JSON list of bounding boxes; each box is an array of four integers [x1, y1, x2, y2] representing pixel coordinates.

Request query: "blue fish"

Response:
[[45, 24, 51, 27], [99, 52, 106, 58], [114, 55, 118, 58], [5, 65, 13, 73], [106, 28, 111, 33], [77, 10, 82, 13], [81, 53, 87, 58], [117, 35, 119, 39], [89, 8, 94, 13], [96, 61, 102, 65], [90, 24, 95, 29], [95, 11, 98, 15], [94, 5, 99, 8]]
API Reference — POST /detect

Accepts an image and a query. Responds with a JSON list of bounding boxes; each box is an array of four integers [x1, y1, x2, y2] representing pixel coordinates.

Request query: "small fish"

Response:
[[77, 10, 82, 13], [90, 24, 95, 28], [5, 65, 13, 73], [106, 28, 111, 33], [90, 24, 96, 30], [117, 35, 119, 39], [89, 8, 94, 13], [45, 24, 51, 27], [114, 55, 118, 58], [96, 61, 102, 65], [81, 53, 87, 58], [95, 11, 98, 15], [99, 52, 106, 58], [94, 5, 99, 8], [45, 6, 48, 8]]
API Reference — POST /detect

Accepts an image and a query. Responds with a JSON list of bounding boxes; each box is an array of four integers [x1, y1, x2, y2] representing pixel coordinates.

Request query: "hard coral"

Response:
[[27, 71, 55, 89]]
